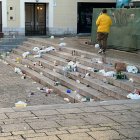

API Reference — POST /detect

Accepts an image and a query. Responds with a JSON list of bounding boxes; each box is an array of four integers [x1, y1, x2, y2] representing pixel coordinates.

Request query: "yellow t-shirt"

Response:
[[96, 13, 112, 33]]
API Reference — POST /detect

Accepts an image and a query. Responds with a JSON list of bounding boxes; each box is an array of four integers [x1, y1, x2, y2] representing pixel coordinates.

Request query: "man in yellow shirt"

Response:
[[96, 9, 112, 54]]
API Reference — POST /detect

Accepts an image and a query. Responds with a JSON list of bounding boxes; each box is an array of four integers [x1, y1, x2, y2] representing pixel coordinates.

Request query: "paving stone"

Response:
[[102, 104, 131, 111], [0, 113, 8, 120], [68, 128, 90, 133], [12, 130, 35, 135], [0, 135, 23, 140], [56, 118, 88, 127], [82, 114, 115, 125], [45, 130, 69, 136], [87, 130, 125, 140], [3, 118, 25, 124], [90, 126, 112, 131], [56, 108, 84, 114], [31, 110, 60, 116], [28, 121, 60, 130], [80, 106, 108, 113], [5, 111, 35, 118], [108, 114, 140, 123], [117, 129, 140, 138], [26, 135, 59, 140], [35, 128, 58, 133], [0, 132, 12, 137], [0, 108, 15, 113], [57, 126, 79, 131], [63, 114, 85, 119], [22, 132, 46, 138], [1, 123, 31, 132], [57, 132, 94, 140]]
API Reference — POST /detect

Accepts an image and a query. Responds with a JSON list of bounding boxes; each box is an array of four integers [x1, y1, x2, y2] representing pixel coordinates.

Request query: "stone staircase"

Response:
[[3, 38, 140, 103]]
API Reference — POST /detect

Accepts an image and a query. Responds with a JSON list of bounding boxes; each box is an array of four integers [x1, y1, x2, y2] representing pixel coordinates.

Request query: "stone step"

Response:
[[18, 44, 140, 92], [12, 47, 128, 100], [4, 57, 80, 103], [10, 49, 116, 101], [26, 38, 140, 71], [23, 40, 140, 84]]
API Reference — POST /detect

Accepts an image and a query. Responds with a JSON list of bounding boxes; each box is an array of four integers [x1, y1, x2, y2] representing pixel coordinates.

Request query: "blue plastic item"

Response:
[[66, 89, 71, 93], [116, 0, 131, 8]]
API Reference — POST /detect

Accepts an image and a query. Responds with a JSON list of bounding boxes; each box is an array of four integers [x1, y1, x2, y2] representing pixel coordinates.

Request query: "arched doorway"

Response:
[[25, 3, 46, 36]]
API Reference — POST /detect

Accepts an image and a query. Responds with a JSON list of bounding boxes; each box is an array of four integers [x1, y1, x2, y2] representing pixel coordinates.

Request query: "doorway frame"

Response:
[[25, 3, 47, 36]]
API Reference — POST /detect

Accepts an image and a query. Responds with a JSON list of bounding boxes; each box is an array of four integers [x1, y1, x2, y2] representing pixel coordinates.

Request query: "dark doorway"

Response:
[[25, 3, 46, 36], [0, 2, 2, 32], [77, 2, 116, 34]]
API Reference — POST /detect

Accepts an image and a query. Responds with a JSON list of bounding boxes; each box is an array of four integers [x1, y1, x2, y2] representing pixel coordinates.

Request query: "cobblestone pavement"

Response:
[[0, 100, 139, 140], [0, 59, 67, 108]]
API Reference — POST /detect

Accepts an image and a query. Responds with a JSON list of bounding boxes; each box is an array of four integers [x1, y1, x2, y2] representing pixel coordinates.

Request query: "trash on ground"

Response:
[[14, 67, 23, 75], [21, 74, 26, 79], [64, 98, 70, 102], [127, 89, 140, 99], [50, 36, 54, 39], [95, 44, 100, 48], [126, 65, 138, 74], [22, 51, 31, 58], [33, 47, 40, 52], [63, 61, 78, 74], [66, 89, 71, 93], [15, 101, 27, 108], [34, 53, 42, 58], [129, 78, 134, 83], [76, 80, 80, 83], [59, 42, 66, 47], [115, 71, 126, 79], [54, 81, 61, 86], [115, 62, 126, 72]]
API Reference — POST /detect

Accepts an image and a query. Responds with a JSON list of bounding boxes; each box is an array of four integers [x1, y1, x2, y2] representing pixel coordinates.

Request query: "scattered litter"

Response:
[[37, 46, 55, 54], [40, 72, 43, 75], [2, 61, 9, 65], [129, 78, 134, 83], [33, 47, 40, 52], [95, 44, 100, 48], [104, 71, 116, 77], [64, 98, 70, 102], [39, 87, 54, 94], [34, 53, 42, 58], [66, 89, 71, 93], [16, 57, 21, 63], [76, 80, 80, 83], [126, 65, 138, 74], [72, 50, 76, 56], [63, 61, 78, 74], [53, 60, 58, 66], [21, 74, 26, 79], [14, 67, 23, 75], [54, 81, 61, 86], [50, 36, 54, 39], [15, 101, 27, 108], [127, 89, 140, 99], [115, 72, 126, 79], [85, 73, 90, 77], [59, 42, 66, 47], [32, 82, 37, 84], [22, 51, 31, 58], [115, 62, 126, 72]]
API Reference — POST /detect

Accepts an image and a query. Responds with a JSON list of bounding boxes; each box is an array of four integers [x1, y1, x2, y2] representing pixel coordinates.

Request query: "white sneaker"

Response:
[[98, 49, 103, 54]]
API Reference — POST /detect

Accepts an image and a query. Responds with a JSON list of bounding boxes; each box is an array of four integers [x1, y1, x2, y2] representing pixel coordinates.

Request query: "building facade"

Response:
[[0, 0, 116, 36]]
